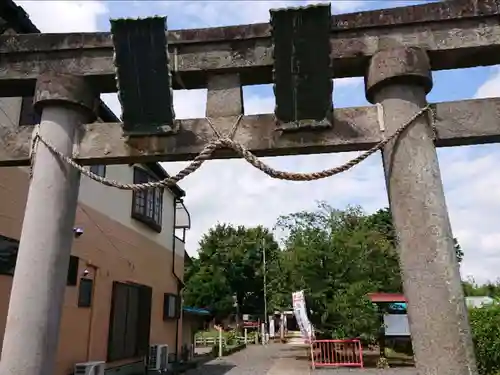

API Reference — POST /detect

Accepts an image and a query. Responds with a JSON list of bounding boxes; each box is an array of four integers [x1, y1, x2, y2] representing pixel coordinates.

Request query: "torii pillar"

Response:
[[365, 47, 477, 375], [0, 74, 97, 375]]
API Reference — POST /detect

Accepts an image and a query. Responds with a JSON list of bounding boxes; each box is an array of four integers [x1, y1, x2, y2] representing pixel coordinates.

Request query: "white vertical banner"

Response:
[[269, 316, 275, 338], [292, 290, 313, 341]]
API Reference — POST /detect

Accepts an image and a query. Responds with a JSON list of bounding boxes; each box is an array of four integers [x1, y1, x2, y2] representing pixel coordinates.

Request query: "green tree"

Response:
[[454, 238, 464, 264], [273, 203, 468, 340], [183, 223, 281, 320], [183, 264, 234, 320], [366, 208, 464, 263], [463, 277, 500, 298], [275, 202, 402, 340]]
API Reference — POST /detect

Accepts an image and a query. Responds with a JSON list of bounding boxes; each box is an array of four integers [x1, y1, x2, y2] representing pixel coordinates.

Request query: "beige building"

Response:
[[0, 2, 199, 374]]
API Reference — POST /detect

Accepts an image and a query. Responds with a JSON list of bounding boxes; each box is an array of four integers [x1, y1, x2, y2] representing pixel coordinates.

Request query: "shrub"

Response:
[[226, 330, 237, 346], [469, 303, 500, 375], [246, 330, 259, 343], [211, 341, 226, 356]]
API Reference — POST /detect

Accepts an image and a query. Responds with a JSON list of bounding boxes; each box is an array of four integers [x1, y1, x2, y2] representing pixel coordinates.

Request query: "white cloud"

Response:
[[475, 66, 500, 99], [438, 146, 500, 282], [304, 0, 366, 12], [160, 0, 364, 28], [17, 1, 108, 33]]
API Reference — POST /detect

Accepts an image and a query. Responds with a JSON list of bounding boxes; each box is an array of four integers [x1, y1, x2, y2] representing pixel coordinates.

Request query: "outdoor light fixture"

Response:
[[73, 227, 84, 238]]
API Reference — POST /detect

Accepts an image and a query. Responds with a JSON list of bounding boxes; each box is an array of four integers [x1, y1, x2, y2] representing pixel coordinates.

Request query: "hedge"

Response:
[[469, 303, 500, 375]]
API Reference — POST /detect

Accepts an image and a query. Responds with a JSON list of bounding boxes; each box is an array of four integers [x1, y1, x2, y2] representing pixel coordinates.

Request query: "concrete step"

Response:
[[287, 337, 307, 346]]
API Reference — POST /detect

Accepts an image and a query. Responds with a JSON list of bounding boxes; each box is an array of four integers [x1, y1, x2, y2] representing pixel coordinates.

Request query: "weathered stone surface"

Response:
[[0, 0, 498, 94], [1, 98, 499, 166], [368, 48, 478, 375], [365, 47, 433, 103], [33, 73, 98, 122], [206, 74, 243, 117]]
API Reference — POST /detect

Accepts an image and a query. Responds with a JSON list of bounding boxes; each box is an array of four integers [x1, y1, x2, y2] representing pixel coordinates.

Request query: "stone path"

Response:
[[185, 343, 288, 375], [185, 343, 418, 375]]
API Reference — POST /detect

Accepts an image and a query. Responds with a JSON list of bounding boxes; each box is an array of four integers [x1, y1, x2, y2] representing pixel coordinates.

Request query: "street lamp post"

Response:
[[262, 238, 268, 344]]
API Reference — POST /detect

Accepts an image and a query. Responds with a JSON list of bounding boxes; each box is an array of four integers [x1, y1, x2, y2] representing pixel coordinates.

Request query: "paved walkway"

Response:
[[186, 343, 418, 375]]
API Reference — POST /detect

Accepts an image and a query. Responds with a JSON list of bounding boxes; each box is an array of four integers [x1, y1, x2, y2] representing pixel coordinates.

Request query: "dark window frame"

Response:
[[163, 293, 181, 320], [78, 277, 93, 308], [67, 255, 79, 286], [19, 96, 41, 126], [131, 167, 163, 233], [0, 238, 80, 285], [107, 281, 152, 362], [0, 234, 19, 276], [90, 165, 106, 178]]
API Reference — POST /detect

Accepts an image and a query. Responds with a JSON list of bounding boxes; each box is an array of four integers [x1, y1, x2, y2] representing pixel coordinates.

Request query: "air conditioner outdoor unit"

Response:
[[74, 361, 105, 375], [148, 344, 169, 371]]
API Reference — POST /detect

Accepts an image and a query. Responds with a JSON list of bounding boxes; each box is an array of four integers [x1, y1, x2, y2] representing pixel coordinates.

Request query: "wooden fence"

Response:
[[194, 336, 247, 347]]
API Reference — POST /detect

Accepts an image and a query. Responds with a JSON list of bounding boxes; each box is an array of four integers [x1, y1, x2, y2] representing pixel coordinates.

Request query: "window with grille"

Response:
[[131, 167, 163, 232], [90, 165, 106, 177]]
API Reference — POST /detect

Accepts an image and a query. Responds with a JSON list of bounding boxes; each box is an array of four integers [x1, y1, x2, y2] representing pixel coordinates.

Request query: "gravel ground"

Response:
[[185, 344, 418, 375]]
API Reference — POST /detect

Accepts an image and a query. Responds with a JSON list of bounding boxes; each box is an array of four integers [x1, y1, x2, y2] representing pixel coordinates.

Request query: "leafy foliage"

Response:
[[272, 203, 465, 340], [184, 203, 467, 342], [463, 277, 500, 298], [183, 224, 280, 320], [274, 203, 402, 340], [365, 208, 464, 264], [469, 304, 500, 375]]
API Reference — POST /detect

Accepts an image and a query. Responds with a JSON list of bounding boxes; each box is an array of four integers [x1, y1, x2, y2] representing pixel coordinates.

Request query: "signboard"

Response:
[[383, 314, 410, 336], [243, 321, 259, 328], [292, 290, 314, 340]]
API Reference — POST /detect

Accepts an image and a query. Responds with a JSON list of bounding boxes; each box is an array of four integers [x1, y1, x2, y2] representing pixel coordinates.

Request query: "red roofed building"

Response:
[[367, 292, 407, 304]]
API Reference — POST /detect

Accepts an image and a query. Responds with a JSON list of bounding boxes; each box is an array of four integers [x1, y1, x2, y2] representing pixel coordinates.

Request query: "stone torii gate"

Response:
[[0, 1, 499, 375]]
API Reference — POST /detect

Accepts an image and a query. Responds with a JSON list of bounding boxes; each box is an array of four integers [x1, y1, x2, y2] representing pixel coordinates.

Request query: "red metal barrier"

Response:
[[311, 339, 364, 368]]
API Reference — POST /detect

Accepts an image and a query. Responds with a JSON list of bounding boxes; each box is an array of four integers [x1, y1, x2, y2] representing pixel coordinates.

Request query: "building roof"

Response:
[[367, 292, 407, 303], [369, 293, 498, 308], [183, 306, 211, 316], [0, 0, 185, 199], [465, 296, 495, 308]]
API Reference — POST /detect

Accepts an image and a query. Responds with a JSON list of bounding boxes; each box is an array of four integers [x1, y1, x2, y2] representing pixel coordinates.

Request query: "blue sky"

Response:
[[18, 0, 500, 284]]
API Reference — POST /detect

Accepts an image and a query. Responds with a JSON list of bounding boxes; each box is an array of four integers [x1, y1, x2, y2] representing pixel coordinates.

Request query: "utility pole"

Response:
[[233, 294, 240, 333], [262, 237, 268, 344]]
